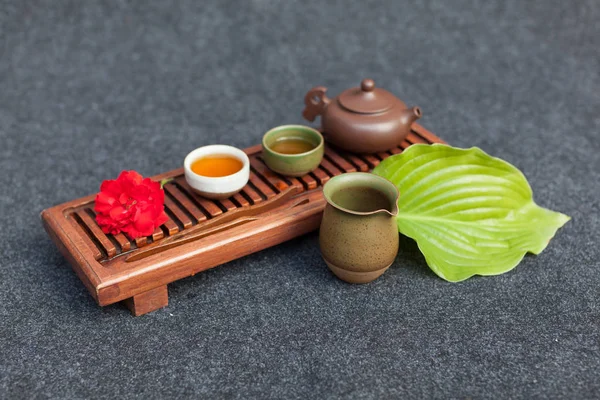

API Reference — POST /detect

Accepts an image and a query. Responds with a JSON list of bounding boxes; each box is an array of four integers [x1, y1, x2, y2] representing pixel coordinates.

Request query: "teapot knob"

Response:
[[361, 79, 375, 92]]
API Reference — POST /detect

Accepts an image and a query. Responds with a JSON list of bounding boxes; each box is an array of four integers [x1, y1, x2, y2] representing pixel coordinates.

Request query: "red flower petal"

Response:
[[130, 184, 150, 200], [121, 170, 143, 186], [94, 192, 117, 214], [100, 179, 122, 197], [95, 170, 167, 238], [132, 210, 156, 237], [155, 211, 168, 227]]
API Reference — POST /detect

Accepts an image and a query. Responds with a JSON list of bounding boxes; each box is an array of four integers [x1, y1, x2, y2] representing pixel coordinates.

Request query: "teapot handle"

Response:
[[302, 86, 330, 122]]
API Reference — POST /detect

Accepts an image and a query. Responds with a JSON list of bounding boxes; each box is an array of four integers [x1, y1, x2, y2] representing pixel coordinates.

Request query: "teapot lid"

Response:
[[338, 79, 404, 114]]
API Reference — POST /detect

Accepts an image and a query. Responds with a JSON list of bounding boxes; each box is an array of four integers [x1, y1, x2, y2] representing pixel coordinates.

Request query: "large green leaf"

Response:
[[372, 144, 570, 282]]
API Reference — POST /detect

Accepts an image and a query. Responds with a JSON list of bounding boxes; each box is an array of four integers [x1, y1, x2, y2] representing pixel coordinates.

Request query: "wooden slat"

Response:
[[151, 227, 164, 242], [335, 149, 369, 172], [89, 209, 140, 253], [164, 184, 207, 223], [324, 147, 356, 173], [319, 157, 342, 176], [195, 199, 223, 218], [113, 233, 131, 252], [252, 156, 304, 192], [243, 144, 263, 156], [249, 170, 276, 198], [298, 174, 318, 190], [412, 123, 444, 144], [240, 187, 262, 204], [285, 177, 304, 192], [174, 177, 223, 217], [358, 154, 380, 169], [390, 146, 403, 155], [134, 236, 148, 248], [134, 228, 162, 249], [407, 131, 427, 144], [232, 192, 250, 207], [164, 196, 193, 229], [67, 215, 103, 260], [76, 211, 117, 258], [249, 157, 289, 193], [218, 198, 237, 212], [310, 168, 330, 186], [161, 218, 179, 236]]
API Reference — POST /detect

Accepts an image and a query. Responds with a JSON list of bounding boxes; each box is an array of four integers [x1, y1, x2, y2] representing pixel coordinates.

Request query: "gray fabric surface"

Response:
[[1, 1, 599, 398]]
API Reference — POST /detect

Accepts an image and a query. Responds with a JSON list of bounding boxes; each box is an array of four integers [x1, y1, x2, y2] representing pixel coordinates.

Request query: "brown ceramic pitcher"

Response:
[[319, 173, 400, 283]]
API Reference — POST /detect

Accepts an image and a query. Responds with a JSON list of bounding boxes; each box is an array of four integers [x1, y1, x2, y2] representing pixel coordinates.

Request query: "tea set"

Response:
[[183, 79, 422, 283]]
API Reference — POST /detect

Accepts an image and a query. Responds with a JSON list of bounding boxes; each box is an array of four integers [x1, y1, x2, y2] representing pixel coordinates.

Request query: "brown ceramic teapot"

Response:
[[302, 79, 422, 153]]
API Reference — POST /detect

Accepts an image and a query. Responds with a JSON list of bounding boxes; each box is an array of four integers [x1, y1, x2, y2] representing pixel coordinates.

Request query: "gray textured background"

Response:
[[1, 1, 599, 399]]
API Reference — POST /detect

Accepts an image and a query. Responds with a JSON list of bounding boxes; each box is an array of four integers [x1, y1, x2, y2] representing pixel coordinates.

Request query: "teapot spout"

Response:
[[401, 106, 422, 126]]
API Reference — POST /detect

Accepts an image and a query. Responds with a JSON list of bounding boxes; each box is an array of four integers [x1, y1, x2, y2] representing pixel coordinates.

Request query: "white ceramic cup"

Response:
[[184, 145, 250, 200]]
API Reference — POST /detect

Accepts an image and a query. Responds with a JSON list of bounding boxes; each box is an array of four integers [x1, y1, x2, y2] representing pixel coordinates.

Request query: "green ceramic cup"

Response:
[[262, 125, 324, 177]]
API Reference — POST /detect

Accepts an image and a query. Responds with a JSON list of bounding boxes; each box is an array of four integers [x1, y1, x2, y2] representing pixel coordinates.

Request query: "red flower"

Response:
[[94, 170, 168, 239]]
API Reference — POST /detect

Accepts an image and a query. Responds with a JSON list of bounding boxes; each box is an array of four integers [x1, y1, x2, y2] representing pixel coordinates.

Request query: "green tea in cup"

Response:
[[269, 137, 316, 155]]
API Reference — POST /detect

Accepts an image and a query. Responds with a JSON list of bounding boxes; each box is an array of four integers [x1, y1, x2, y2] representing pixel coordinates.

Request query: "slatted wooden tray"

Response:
[[41, 124, 444, 316]]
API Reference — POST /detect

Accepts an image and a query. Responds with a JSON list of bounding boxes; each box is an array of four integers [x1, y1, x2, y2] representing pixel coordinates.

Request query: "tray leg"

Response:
[[123, 285, 168, 316]]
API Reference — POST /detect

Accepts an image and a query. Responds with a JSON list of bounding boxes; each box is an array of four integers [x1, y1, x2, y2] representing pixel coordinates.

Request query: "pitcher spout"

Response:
[[379, 198, 399, 218], [376, 185, 399, 218], [322, 172, 399, 217]]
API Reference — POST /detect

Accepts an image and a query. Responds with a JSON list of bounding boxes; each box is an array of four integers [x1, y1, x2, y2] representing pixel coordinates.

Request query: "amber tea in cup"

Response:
[[191, 156, 243, 177]]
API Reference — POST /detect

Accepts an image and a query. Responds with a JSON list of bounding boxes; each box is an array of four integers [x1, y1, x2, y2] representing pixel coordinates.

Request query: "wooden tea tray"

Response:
[[41, 124, 444, 316]]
